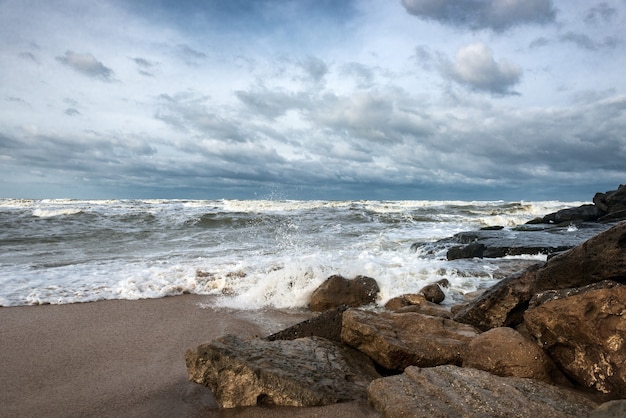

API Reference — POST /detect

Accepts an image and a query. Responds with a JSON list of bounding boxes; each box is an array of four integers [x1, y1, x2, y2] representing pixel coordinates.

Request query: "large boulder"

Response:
[[524, 283, 626, 399], [341, 309, 479, 371], [367, 365, 597, 418], [462, 327, 568, 385], [454, 221, 626, 330], [419, 282, 446, 304], [309, 275, 379, 312], [185, 334, 380, 408]]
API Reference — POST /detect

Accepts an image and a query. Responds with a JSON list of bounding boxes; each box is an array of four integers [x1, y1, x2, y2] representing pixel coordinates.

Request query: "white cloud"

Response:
[[441, 43, 522, 95]]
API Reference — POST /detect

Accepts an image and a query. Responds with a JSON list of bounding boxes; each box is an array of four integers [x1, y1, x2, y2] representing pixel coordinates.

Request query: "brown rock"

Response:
[[185, 334, 380, 408], [524, 284, 626, 399], [419, 282, 446, 304], [384, 293, 451, 318], [454, 221, 626, 330], [367, 365, 597, 418], [309, 275, 379, 312], [463, 327, 568, 385], [341, 309, 479, 371]]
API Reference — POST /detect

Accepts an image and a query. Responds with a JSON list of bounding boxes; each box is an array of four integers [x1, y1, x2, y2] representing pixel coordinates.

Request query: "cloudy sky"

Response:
[[1, 0, 625, 200]]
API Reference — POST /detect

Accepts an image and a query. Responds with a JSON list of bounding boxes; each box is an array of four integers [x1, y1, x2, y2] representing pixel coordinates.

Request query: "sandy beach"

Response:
[[0, 295, 378, 417]]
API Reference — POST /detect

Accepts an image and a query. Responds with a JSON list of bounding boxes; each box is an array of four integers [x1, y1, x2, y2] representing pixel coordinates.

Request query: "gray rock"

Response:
[[419, 282, 446, 304], [590, 400, 626, 418], [185, 335, 380, 408], [367, 365, 597, 418]]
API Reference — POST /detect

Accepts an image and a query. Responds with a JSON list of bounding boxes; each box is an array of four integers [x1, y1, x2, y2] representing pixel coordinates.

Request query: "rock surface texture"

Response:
[[309, 275, 379, 312], [454, 221, 626, 330], [524, 284, 626, 399], [367, 365, 597, 418], [185, 334, 380, 408], [341, 309, 479, 371], [463, 326, 568, 385]]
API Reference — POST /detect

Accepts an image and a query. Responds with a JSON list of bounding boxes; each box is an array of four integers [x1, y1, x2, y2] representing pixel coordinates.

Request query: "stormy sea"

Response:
[[0, 198, 585, 308]]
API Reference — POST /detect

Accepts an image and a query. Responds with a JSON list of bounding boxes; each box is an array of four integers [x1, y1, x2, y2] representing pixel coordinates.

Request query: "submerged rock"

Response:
[[367, 365, 597, 418], [185, 334, 380, 408]]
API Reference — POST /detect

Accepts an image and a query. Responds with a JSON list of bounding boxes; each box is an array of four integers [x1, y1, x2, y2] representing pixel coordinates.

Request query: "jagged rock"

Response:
[[419, 283, 446, 304], [309, 275, 379, 312], [539, 204, 603, 223], [524, 284, 626, 399], [462, 327, 569, 385], [266, 305, 346, 342], [341, 309, 479, 371], [185, 334, 380, 408], [454, 221, 626, 330], [367, 365, 597, 418], [531, 184, 626, 225]]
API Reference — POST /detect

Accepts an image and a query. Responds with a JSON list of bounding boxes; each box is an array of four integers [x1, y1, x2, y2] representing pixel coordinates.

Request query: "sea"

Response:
[[0, 198, 585, 308]]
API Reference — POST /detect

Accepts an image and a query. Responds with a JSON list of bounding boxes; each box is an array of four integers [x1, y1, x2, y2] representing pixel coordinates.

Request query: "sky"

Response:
[[1, 0, 625, 201]]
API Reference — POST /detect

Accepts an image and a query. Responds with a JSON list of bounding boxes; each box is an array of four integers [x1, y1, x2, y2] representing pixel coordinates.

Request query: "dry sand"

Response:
[[0, 295, 378, 417]]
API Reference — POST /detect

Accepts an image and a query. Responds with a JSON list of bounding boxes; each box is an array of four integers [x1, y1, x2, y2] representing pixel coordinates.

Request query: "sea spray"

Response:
[[0, 198, 585, 307]]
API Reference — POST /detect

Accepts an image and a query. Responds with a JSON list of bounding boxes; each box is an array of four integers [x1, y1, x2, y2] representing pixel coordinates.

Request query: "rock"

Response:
[[462, 327, 569, 385], [447, 242, 487, 260], [540, 204, 603, 224], [453, 263, 543, 331], [309, 275, 379, 312], [384, 293, 451, 318], [532, 184, 626, 225], [185, 334, 380, 408], [529, 280, 622, 309], [384, 293, 427, 310], [419, 283, 446, 304], [454, 221, 626, 330], [524, 284, 626, 399], [442, 225, 610, 260], [367, 365, 597, 418], [590, 400, 626, 418], [341, 309, 479, 371], [266, 305, 346, 343]]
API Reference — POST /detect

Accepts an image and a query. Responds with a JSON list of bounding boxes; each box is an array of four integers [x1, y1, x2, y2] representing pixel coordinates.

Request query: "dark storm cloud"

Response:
[[56, 51, 115, 81], [401, 0, 556, 31], [440, 43, 522, 95]]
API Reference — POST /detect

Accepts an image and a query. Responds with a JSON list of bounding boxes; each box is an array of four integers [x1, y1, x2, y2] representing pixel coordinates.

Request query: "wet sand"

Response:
[[0, 295, 378, 417]]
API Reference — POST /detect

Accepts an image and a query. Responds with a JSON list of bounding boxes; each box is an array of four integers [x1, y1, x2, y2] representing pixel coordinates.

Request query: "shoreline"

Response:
[[1, 295, 376, 417]]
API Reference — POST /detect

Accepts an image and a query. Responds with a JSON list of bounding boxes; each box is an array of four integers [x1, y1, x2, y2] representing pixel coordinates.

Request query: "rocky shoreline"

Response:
[[185, 186, 626, 417]]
